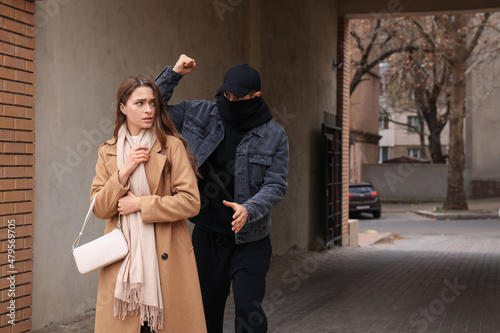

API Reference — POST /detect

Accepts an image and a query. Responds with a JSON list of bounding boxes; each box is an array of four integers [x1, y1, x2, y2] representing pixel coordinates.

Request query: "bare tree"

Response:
[[382, 16, 452, 164], [439, 13, 491, 210]]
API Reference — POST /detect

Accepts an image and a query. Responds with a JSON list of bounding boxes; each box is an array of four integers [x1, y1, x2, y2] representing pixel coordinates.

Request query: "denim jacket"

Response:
[[156, 66, 289, 244]]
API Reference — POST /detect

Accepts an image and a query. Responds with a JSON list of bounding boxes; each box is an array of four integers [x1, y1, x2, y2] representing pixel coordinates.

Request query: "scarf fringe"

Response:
[[113, 283, 163, 332], [114, 283, 142, 319], [141, 305, 164, 331]]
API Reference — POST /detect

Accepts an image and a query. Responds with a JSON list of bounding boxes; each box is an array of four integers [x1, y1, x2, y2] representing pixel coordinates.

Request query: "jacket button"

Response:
[[161, 253, 168, 260]]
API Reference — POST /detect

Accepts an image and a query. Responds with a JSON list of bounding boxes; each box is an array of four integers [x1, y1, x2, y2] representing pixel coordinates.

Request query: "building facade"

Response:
[[466, 12, 500, 198], [378, 108, 450, 163]]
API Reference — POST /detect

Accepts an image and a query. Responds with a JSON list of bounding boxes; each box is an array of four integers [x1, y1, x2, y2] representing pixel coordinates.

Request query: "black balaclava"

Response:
[[215, 93, 272, 133]]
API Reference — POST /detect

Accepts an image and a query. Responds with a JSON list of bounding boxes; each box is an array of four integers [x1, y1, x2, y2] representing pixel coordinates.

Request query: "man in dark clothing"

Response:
[[156, 54, 289, 333]]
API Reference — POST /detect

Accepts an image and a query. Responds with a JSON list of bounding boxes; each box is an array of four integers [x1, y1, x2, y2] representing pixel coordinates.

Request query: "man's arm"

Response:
[[155, 54, 197, 130]]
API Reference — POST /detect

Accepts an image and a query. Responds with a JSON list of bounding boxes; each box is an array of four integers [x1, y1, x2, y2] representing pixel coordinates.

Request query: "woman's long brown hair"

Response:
[[107, 75, 198, 175]]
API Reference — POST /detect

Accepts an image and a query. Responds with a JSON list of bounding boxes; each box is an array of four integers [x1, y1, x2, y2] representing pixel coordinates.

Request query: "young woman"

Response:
[[90, 76, 206, 333]]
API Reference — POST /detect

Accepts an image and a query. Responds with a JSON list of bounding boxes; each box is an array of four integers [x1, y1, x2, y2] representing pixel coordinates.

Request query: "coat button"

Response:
[[161, 253, 168, 260]]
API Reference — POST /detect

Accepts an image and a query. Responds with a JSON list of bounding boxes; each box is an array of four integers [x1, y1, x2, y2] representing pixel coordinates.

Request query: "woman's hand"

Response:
[[118, 145, 150, 186], [117, 191, 141, 215], [173, 54, 197, 75], [223, 200, 248, 234]]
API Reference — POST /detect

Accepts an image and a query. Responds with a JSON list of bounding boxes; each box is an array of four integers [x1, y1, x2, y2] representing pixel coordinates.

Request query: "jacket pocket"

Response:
[[248, 153, 273, 184], [184, 116, 209, 149]]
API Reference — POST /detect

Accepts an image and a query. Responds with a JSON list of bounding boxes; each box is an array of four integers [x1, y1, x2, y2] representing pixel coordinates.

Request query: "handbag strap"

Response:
[[72, 193, 122, 252]]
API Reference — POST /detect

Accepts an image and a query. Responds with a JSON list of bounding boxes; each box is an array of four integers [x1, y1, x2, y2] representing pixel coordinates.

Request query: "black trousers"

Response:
[[192, 226, 272, 333]]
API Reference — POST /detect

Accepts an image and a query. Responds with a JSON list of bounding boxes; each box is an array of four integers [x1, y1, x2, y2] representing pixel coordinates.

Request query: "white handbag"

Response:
[[72, 194, 129, 274]]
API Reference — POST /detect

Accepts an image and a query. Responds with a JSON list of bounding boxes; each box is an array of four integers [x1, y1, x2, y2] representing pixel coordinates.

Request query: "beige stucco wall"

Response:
[[350, 72, 380, 136], [466, 13, 500, 182], [350, 141, 379, 182], [363, 163, 448, 201], [255, 0, 339, 253], [349, 70, 381, 182], [33, 0, 339, 328]]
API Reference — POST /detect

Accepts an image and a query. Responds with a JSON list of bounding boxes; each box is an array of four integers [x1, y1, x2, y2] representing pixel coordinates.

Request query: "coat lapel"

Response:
[[104, 143, 118, 175], [145, 139, 166, 195]]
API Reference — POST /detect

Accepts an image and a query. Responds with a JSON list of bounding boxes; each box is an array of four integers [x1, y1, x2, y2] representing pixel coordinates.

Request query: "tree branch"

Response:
[[412, 18, 435, 51], [350, 30, 364, 54], [466, 13, 491, 56], [362, 19, 382, 65]]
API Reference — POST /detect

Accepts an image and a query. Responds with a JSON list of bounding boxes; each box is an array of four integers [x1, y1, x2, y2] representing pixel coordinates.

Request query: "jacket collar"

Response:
[[246, 120, 271, 138]]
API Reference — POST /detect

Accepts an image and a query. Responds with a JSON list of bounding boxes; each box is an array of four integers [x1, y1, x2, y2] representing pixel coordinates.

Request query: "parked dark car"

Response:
[[349, 182, 381, 218]]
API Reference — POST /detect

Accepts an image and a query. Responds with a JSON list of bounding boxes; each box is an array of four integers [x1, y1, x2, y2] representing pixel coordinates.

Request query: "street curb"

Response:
[[413, 210, 500, 220], [359, 232, 392, 247]]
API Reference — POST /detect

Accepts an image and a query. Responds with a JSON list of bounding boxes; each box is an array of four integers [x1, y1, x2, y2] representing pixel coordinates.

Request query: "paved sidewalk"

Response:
[[37, 232, 500, 332]]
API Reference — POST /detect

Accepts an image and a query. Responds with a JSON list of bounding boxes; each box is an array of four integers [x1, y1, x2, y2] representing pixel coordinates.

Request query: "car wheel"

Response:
[[373, 210, 381, 218]]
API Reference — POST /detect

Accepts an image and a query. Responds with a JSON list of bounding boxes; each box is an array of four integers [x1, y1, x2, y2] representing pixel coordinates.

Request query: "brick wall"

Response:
[[0, 0, 35, 331], [471, 180, 500, 199], [337, 17, 351, 244]]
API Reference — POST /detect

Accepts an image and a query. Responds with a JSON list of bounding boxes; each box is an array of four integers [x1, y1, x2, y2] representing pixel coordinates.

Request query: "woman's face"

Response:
[[120, 86, 156, 136]]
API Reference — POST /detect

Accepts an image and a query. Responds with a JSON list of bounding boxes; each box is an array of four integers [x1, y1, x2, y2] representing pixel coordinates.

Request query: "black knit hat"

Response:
[[217, 64, 261, 98]]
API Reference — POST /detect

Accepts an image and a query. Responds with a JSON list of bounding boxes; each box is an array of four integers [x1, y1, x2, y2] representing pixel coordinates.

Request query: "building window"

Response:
[[407, 116, 420, 133], [407, 148, 421, 158], [379, 147, 389, 163], [379, 116, 389, 129]]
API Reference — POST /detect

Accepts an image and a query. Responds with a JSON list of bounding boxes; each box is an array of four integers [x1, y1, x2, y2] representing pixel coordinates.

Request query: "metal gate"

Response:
[[323, 124, 342, 247]]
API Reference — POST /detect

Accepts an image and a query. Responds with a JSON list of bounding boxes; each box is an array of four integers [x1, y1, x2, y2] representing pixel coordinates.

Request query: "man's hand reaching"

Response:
[[223, 200, 248, 234]]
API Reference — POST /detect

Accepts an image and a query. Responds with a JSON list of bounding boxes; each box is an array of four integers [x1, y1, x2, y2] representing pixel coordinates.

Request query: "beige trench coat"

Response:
[[90, 136, 206, 333]]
